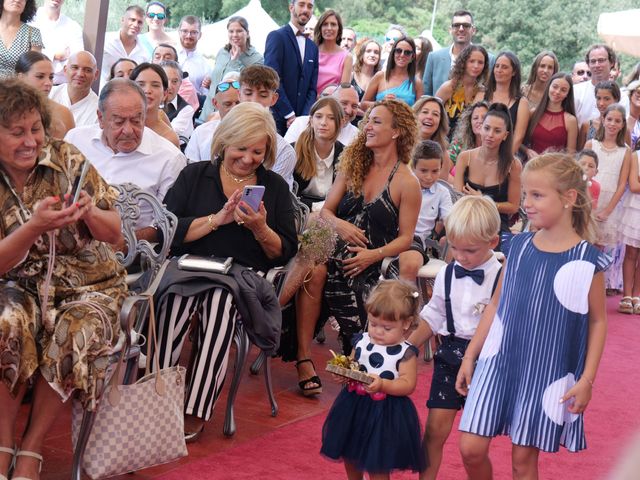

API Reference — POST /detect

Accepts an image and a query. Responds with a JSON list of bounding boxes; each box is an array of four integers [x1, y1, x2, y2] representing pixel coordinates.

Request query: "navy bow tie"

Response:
[[454, 265, 484, 285]]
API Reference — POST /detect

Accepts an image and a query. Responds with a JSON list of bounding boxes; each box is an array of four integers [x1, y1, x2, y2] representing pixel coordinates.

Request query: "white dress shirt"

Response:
[[49, 84, 99, 126], [167, 96, 195, 140], [289, 22, 305, 62], [30, 8, 84, 85], [178, 47, 210, 95], [101, 32, 149, 88], [415, 182, 453, 242], [185, 120, 219, 162], [184, 123, 295, 190], [303, 146, 335, 198], [420, 254, 502, 340], [64, 124, 186, 228], [284, 116, 359, 146]]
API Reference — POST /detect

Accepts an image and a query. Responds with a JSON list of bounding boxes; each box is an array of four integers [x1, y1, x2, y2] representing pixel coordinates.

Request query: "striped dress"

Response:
[[459, 232, 610, 452]]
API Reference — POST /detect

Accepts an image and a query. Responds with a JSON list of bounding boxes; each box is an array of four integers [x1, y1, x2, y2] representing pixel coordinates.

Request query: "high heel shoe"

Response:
[[295, 359, 323, 396], [11, 450, 42, 480], [0, 445, 15, 480], [184, 423, 205, 444]]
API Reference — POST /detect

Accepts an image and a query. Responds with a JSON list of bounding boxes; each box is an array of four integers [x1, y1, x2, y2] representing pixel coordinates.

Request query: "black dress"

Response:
[[324, 163, 401, 352], [463, 167, 511, 233]]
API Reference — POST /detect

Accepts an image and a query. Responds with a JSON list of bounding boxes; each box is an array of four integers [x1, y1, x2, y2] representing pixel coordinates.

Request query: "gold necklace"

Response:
[[221, 162, 256, 183]]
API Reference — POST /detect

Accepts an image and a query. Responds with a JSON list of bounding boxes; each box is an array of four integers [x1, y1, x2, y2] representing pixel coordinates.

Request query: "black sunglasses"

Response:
[[394, 47, 414, 57], [575, 70, 592, 77]]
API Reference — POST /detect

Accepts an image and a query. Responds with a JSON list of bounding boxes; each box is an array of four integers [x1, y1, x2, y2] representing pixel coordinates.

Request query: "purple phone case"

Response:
[[242, 185, 265, 213]]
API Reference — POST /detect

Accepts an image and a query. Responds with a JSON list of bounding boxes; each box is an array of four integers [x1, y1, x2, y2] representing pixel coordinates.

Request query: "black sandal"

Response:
[[295, 359, 323, 396]]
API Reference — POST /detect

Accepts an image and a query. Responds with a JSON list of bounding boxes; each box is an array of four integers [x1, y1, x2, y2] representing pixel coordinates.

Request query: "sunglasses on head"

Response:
[[216, 80, 240, 94], [575, 70, 592, 77], [394, 47, 413, 57], [385, 36, 400, 43], [147, 12, 166, 20]]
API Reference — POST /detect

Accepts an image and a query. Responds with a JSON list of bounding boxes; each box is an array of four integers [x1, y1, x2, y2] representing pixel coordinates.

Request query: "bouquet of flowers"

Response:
[[278, 216, 337, 306]]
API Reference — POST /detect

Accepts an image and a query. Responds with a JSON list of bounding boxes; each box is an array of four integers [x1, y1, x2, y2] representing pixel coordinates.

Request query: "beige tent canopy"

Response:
[[597, 9, 640, 58]]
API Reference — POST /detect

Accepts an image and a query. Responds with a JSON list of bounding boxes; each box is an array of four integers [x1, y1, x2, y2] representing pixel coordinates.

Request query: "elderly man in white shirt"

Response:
[[284, 83, 359, 146], [177, 15, 210, 95], [49, 51, 99, 126], [65, 79, 186, 239], [101, 5, 149, 88], [29, 0, 84, 85]]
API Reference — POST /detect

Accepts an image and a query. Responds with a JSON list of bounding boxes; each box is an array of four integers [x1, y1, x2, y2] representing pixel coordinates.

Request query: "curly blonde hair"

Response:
[[339, 99, 417, 196]]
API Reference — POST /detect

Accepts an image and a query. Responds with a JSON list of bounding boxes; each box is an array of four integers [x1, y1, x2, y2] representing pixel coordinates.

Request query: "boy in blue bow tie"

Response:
[[408, 195, 501, 480]]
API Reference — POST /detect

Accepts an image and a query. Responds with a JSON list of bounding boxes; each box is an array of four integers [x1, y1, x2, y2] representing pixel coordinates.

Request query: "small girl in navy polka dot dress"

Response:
[[321, 280, 427, 478]]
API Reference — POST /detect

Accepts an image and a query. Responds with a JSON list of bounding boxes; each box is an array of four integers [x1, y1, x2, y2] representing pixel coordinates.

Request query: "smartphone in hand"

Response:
[[65, 161, 91, 207], [240, 185, 265, 213]]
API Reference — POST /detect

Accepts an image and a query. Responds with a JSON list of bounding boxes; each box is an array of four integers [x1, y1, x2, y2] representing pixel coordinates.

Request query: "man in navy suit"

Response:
[[423, 10, 494, 96], [264, 0, 318, 135]]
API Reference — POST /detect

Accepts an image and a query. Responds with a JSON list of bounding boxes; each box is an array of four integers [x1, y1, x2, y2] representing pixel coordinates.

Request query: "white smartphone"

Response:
[[241, 185, 265, 213]]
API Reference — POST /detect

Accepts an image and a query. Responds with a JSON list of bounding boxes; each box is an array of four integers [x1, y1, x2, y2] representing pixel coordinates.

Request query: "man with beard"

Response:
[[264, 0, 318, 135]]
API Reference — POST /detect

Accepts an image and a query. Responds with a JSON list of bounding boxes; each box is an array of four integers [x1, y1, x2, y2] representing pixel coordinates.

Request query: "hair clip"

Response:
[[582, 173, 588, 182], [411, 291, 419, 298]]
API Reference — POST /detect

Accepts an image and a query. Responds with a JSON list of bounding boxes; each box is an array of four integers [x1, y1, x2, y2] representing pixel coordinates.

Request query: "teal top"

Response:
[[375, 79, 416, 105]]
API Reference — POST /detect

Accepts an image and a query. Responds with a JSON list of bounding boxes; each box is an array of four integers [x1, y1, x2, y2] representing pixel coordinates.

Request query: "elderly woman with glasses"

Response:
[[361, 36, 423, 110], [199, 16, 263, 122]]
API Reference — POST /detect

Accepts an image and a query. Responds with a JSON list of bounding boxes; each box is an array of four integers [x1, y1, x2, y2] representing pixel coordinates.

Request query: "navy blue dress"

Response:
[[321, 333, 427, 473], [459, 233, 610, 452]]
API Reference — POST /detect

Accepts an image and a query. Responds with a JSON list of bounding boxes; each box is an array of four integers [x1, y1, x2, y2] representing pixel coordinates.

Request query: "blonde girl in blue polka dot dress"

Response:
[[321, 280, 427, 478], [455, 153, 610, 479]]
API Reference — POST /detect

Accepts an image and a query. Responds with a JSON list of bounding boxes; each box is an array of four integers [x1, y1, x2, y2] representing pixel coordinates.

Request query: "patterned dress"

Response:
[[321, 333, 426, 473], [0, 139, 127, 410], [0, 23, 44, 78], [325, 163, 400, 349], [459, 233, 610, 452]]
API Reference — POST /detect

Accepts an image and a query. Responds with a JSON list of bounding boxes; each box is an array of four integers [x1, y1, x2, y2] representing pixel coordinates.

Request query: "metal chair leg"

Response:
[[223, 323, 250, 437], [263, 356, 278, 417], [250, 350, 266, 375], [71, 409, 97, 480]]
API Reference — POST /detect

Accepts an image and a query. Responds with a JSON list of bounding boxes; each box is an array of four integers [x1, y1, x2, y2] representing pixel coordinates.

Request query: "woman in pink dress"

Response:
[[314, 10, 352, 95]]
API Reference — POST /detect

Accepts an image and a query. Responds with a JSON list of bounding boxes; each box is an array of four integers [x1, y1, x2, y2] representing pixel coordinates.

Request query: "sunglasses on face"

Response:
[[147, 12, 166, 20], [575, 70, 592, 77], [451, 22, 472, 30], [216, 80, 240, 94], [394, 47, 413, 57]]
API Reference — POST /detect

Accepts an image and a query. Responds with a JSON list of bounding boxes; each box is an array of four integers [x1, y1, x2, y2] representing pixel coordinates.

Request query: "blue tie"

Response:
[[454, 264, 484, 285]]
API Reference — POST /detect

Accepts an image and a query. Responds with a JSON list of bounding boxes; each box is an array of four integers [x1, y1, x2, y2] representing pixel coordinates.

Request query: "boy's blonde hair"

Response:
[[445, 196, 501, 244], [365, 280, 420, 328]]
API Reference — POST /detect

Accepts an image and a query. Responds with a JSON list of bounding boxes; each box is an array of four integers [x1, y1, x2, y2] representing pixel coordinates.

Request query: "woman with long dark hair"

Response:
[[524, 72, 578, 158], [435, 44, 488, 135], [351, 38, 381, 100], [414, 35, 433, 81], [454, 103, 522, 233], [361, 36, 423, 109], [314, 9, 352, 95], [484, 51, 529, 154], [521, 50, 559, 110]]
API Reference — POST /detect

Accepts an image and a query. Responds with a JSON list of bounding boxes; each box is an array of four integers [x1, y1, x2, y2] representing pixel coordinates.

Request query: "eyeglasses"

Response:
[[215, 80, 240, 94], [451, 22, 473, 30], [385, 36, 400, 43], [147, 12, 166, 20], [179, 29, 200, 37], [394, 47, 414, 57], [588, 58, 608, 65], [575, 70, 592, 77]]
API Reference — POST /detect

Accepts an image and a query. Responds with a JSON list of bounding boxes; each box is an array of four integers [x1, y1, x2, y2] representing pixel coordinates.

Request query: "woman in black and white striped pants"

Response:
[[152, 103, 298, 440]]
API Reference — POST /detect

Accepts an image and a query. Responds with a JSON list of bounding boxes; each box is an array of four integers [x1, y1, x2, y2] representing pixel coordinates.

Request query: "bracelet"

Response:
[[207, 214, 218, 232]]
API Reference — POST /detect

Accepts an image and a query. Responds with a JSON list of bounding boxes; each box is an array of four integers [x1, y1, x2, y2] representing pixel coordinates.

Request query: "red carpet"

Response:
[[156, 298, 639, 479]]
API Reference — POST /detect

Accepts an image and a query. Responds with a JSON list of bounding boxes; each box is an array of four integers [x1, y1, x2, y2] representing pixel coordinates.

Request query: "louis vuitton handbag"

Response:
[[71, 297, 188, 479]]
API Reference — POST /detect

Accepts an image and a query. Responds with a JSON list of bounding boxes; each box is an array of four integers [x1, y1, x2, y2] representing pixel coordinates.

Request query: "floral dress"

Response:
[[0, 139, 127, 410]]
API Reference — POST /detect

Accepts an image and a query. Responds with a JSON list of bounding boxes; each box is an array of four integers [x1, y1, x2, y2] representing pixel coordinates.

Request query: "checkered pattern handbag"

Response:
[[71, 298, 188, 479]]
